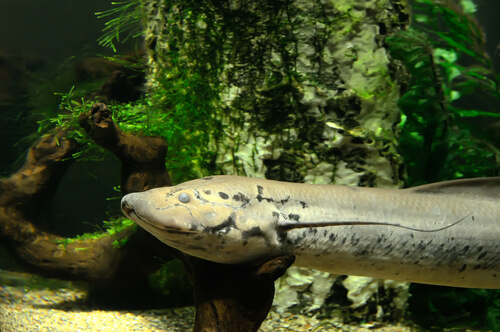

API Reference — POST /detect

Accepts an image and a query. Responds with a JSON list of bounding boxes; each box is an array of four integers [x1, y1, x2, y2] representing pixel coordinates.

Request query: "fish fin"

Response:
[[406, 177, 500, 199], [278, 217, 468, 232], [278, 220, 390, 230]]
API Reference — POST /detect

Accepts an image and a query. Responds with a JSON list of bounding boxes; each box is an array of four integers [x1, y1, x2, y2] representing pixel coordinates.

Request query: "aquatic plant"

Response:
[[387, 0, 500, 185], [48, 80, 217, 183], [55, 217, 135, 250], [36, 0, 221, 183], [387, 0, 500, 330], [96, 0, 145, 52]]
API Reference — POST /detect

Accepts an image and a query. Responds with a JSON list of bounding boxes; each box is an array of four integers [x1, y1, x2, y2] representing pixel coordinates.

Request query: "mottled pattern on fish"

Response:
[[121, 176, 500, 289]]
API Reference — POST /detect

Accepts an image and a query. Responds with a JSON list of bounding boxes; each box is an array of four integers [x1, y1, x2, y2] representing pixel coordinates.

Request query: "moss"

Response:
[[96, 0, 145, 52], [55, 217, 135, 250]]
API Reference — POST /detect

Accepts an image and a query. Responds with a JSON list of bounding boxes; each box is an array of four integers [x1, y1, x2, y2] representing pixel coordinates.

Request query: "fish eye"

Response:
[[178, 192, 190, 203]]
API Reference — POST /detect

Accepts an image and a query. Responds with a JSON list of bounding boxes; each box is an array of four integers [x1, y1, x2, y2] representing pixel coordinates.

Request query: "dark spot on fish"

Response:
[[477, 246, 483, 252], [201, 177, 214, 180], [203, 190, 212, 195], [329, 233, 337, 242], [165, 188, 183, 198], [478, 252, 487, 259], [218, 192, 229, 199], [473, 264, 481, 270], [459, 264, 467, 273], [215, 243, 225, 250], [414, 260, 420, 265], [278, 230, 288, 243], [410, 233, 414, 238], [258, 196, 273, 202], [233, 192, 250, 204], [256, 185, 274, 203], [204, 215, 236, 234], [341, 238, 347, 245], [164, 229, 188, 234], [471, 215, 475, 221], [280, 196, 290, 204], [242, 226, 264, 239], [257, 185, 264, 195], [462, 245, 470, 253], [308, 228, 318, 234], [300, 201, 308, 208], [288, 214, 300, 221], [187, 244, 206, 251], [294, 232, 307, 243], [242, 240, 248, 246], [404, 250, 410, 257], [193, 189, 210, 204]]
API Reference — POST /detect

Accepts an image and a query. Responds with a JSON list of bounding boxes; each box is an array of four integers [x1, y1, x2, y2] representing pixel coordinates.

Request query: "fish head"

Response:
[[121, 176, 285, 264]]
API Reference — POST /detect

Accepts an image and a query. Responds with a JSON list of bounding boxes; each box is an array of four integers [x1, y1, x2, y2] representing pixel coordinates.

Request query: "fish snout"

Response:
[[121, 193, 145, 220]]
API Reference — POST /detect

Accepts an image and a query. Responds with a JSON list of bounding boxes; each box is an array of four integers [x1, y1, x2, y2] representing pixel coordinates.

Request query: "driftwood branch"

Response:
[[0, 118, 174, 307], [188, 255, 295, 332], [1, 102, 294, 329], [78, 102, 171, 194]]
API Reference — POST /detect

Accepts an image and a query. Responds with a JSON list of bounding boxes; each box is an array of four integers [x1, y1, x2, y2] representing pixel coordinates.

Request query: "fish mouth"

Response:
[[121, 203, 135, 220], [121, 200, 196, 235]]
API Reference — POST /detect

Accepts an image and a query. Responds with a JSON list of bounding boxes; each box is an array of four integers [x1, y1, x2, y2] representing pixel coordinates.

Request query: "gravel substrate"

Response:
[[0, 274, 416, 332]]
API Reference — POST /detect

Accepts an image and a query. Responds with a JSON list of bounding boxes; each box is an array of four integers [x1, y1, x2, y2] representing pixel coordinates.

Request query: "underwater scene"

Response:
[[0, 0, 499, 331]]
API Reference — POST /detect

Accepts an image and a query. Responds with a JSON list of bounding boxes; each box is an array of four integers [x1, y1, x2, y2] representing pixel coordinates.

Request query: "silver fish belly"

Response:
[[121, 175, 500, 289]]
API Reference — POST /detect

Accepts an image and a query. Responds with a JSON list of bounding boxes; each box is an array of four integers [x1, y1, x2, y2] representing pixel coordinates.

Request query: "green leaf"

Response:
[[452, 109, 500, 118]]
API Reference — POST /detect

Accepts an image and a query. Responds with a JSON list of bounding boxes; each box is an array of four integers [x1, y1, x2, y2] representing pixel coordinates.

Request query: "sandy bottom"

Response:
[[0, 271, 418, 332]]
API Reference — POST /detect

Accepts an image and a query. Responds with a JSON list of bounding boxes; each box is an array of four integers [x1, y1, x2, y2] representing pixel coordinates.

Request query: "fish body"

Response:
[[121, 175, 500, 288]]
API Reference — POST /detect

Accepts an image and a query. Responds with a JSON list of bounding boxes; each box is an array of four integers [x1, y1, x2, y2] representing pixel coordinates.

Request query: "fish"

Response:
[[121, 175, 500, 289]]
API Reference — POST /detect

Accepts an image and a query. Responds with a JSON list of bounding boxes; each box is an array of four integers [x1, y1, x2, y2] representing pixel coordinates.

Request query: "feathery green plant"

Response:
[[96, 0, 144, 52], [387, 0, 500, 185]]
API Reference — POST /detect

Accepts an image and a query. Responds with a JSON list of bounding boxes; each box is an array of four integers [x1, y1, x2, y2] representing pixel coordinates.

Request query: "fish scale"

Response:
[[121, 175, 500, 289]]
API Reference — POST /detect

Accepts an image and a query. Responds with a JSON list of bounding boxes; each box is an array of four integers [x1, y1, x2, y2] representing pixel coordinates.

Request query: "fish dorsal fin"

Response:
[[406, 177, 500, 199]]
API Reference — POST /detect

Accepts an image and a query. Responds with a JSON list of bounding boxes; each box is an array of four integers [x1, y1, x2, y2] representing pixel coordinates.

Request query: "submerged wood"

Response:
[[0, 102, 295, 330], [0, 110, 174, 307]]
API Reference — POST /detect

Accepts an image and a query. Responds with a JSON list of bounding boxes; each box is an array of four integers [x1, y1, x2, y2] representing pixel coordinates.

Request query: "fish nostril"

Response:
[[121, 200, 134, 217]]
